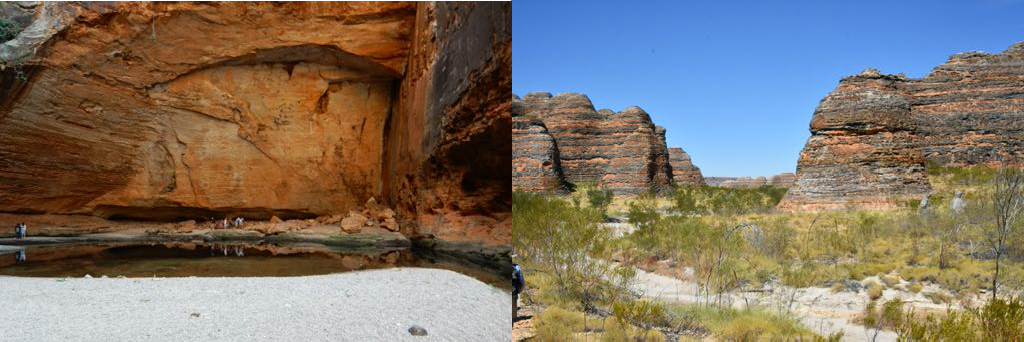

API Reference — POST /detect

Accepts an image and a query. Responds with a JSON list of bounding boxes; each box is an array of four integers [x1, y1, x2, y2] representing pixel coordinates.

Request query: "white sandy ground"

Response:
[[633, 268, 902, 342], [0, 268, 512, 342]]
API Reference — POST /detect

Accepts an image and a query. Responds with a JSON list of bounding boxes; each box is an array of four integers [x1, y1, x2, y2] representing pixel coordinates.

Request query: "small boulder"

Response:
[[341, 212, 367, 233], [319, 215, 344, 225], [381, 218, 399, 232], [177, 220, 197, 232], [408, 325, 427, 336], [270, 216, 282, 224], [383, 251, 400, 264], [365, 197, 380, 211]]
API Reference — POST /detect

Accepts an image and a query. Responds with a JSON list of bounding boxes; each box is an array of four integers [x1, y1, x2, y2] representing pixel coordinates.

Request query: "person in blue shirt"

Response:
[[512, 263, 524, 325]]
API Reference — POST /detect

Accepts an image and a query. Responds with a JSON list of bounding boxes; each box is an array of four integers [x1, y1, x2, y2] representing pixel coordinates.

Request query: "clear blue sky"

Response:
[[513, 0, 1024, 177]]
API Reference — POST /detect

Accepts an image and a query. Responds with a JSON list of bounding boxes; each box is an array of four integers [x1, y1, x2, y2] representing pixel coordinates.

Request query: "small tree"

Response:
[[585, 186, 614, 217], [627, 193, 661, 249], [987, 167, 1024, 300]]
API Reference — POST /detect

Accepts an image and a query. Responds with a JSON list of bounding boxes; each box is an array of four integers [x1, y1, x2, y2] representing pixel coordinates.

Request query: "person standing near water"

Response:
[[14, 222, 26, 239], [512, 263, 524, 325]]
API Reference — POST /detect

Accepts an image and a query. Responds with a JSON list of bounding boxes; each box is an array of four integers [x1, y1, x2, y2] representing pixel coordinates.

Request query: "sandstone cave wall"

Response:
[[781, 41, 1024, 211], [0, 1, 513, 246], [0, 2, 416, 220], [382, 2, 511, 244]]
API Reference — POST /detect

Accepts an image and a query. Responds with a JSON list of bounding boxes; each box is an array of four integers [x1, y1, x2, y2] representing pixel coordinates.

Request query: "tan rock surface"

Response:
[[0, 2, 512, 246]]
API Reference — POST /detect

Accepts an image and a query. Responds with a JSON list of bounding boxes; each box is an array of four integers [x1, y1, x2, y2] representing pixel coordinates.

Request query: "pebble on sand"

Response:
[[408, 325, 428, 336]]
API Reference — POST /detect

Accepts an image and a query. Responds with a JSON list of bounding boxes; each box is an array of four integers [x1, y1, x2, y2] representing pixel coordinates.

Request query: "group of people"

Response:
[[211, 217, 245, 229], [12, 222, 27, 239]]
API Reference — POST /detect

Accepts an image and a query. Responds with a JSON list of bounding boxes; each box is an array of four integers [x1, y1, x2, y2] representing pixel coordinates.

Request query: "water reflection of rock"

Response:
[[0, 242, 507, 288], [0, 241, 413, 272]]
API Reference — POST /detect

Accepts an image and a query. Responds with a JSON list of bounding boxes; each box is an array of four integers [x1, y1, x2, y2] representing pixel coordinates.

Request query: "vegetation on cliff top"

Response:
[[0, 17, 20, 43]]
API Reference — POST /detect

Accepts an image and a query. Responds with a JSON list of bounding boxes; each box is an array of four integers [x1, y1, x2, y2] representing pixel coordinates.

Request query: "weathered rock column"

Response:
[[779, 69, 931, 211]]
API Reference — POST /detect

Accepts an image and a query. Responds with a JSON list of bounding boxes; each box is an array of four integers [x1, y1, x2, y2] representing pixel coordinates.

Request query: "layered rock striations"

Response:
[[906, 43, 1024, 165], [704, 173, 792, 189], [668, 147, 705, 186], [783, 42, 1024, 210], [512, 113, 569, 193], [0, 2, 511, 245], [769, 172, 796, 188], [513, 92, 699, 195], [779, 68, 942, 210], [719, 176, 767, 189]]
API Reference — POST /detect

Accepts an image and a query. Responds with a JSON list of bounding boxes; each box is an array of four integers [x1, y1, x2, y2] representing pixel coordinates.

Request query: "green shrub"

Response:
[[926, 161, 997, 185], [600, 317, 629, 341], [882, 274, 900, 288], [975, 297, 1024, 341], [535, 306, 584, 340], [893, 297, 1024, 340], [830, 282, 844, 293], [586, 186, 614, 215], [863, 299, 907, 333], [923, 291, 952, 305], [613, 300, 670, 330], [0, 17, 21, 43], [627, 194, 662, 245], [513, 192, 635, 309], [671, 186, 786, 216], [666, 303, 814, 340], [866, 281, 883, 300], [908, 282, 923, 294]]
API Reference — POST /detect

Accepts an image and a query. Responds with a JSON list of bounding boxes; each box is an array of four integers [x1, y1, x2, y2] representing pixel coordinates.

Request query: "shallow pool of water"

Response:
[[0, 241, 509, 289]]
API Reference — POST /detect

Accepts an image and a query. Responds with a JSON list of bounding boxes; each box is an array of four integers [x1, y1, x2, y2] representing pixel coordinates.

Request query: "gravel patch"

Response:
[[0, 268, 511, 341]]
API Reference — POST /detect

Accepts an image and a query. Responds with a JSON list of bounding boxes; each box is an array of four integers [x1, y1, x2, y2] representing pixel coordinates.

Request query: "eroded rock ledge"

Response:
[[781, 41, 1024, 210]]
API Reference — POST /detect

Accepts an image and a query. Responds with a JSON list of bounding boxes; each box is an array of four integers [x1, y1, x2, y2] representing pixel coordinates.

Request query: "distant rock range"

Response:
[[512, 92, 704, 195], [705, 173, 795, 189]]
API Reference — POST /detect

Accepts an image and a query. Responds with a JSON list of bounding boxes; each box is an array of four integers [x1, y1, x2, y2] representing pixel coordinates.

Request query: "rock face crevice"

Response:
[[782, 41, 1024, 210], [0, 2, 511, 246], [512, 92, 703, 195]]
